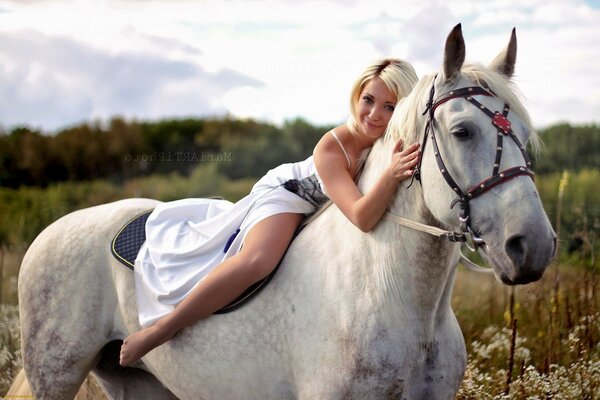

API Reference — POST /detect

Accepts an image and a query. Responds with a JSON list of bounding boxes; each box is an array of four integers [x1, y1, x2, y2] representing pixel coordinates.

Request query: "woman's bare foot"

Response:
[[119, 324, 175, 366]]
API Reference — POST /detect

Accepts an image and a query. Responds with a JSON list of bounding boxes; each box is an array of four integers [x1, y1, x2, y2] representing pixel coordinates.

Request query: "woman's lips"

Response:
[[364, 120, 380, 129]]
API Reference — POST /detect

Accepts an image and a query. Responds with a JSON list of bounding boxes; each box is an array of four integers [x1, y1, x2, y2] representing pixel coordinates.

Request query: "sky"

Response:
[[0, 0, 599, 133]]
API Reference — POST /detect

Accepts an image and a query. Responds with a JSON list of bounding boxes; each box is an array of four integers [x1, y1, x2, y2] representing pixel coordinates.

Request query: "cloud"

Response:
[[399, 4, 457, 67], [0, 30, 262, 130], [0, 0, 598, 131], [456, 0, 600, 127]]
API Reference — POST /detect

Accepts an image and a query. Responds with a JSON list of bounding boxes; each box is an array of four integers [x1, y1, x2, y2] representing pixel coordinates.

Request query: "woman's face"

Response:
[[356, 77, 397, 139]]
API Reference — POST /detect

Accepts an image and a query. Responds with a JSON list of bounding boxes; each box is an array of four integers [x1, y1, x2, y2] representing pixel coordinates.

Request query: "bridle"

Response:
[[383, 76, 535, 272], [419, 76, 535, 250]]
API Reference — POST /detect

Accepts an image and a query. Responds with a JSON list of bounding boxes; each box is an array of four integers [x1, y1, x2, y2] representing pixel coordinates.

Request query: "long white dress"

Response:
[[134, 155, 327, 327]]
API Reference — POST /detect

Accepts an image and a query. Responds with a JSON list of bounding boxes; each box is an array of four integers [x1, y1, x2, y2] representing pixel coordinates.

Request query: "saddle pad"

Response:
[[110, 210, 280, 314], [111, 211, 152, 270]]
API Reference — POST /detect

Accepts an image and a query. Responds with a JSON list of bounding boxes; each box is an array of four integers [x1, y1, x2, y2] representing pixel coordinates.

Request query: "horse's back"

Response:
[[19, 198, 159, 310], [20, 198, 159, 278]]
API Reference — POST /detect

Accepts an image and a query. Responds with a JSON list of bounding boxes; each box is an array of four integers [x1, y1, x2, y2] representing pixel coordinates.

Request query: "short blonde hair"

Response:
[[347, 58, 418, 135]]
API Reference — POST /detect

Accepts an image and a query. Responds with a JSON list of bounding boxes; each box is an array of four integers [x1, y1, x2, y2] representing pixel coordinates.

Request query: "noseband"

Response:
[[414, 77, 534, 251]]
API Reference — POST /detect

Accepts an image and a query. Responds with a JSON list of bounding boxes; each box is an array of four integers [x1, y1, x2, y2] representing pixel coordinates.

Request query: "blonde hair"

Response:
[[346, 58, 418, 135]]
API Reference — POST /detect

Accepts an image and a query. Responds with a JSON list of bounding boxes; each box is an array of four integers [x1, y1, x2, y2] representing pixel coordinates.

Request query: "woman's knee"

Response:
[[237, 213, 301, 280], [242, 251, 281, 281]]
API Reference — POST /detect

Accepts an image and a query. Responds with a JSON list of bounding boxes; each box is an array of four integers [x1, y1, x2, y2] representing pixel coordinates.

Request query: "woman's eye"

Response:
[[385, 105, 395, 112], [452, 128, 471, 139], [362, 96, 374, 104]]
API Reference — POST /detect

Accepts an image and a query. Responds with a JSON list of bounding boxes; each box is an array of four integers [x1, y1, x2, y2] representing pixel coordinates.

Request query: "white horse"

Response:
[[18, 24, 556, 399]]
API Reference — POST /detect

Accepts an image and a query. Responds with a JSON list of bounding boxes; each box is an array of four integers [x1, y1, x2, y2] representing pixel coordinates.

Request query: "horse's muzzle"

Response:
[[502, 234, 557, 285]]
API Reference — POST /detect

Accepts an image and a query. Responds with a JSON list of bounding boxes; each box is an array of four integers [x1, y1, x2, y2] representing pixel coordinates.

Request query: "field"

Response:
[[1, 151, 598, 398], [454, 264, 599, 399], [1, 252, 598, 398]]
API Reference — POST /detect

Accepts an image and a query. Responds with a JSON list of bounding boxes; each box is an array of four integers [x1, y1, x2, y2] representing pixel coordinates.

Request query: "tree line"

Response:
[[0, 116, 329, 188], [533, 123, 600, 175], [2, 118, 598, 189], [0, 117, 598, 267]]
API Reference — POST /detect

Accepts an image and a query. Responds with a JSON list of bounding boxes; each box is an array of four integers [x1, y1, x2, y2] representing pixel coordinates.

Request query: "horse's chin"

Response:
[[479, 245, 546, 286], [499, 268, 545, 285], [479, 247, 514, 284]]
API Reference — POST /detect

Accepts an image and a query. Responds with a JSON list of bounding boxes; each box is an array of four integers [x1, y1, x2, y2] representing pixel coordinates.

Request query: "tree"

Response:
[[534, 123, 600, 174]]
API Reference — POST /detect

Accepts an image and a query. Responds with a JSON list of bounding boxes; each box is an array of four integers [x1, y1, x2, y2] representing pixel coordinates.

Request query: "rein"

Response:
[[382, 212, 493, 273], [383, 77, 535, 273]]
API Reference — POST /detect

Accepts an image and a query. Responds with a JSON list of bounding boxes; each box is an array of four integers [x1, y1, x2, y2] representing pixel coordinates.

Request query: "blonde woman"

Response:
[[120, 58, 421, 366]]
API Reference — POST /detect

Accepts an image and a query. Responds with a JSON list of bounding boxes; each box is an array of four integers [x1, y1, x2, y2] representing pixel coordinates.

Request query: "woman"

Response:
[[120, 58, 420, 366]]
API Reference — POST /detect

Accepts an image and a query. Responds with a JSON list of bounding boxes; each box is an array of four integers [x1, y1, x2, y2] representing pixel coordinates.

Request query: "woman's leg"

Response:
[[119, 212, 304, 366]]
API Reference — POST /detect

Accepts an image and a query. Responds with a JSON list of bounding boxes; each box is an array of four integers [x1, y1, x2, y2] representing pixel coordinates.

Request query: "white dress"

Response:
[[134, 155, 328, 327]]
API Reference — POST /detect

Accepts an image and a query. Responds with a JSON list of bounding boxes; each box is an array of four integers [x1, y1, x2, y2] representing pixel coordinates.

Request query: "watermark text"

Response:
[[124, 152, 232, 163]]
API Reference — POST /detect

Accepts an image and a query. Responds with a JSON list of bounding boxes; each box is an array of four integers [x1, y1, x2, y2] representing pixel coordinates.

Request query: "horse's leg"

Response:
[[92, 341, 178, 400]]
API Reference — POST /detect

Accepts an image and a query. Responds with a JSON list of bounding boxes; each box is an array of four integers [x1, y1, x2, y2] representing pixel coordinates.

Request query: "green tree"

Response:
[[534, 123, 600, 174]]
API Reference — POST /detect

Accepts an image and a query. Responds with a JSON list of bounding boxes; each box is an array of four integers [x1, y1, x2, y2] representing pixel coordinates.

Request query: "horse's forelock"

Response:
[[460, 63, 539, 152]]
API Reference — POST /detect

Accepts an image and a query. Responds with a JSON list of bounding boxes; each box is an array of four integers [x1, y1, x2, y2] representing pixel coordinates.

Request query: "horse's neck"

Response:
[[368, 201, 459, 331], [351, 140, 459, 334]]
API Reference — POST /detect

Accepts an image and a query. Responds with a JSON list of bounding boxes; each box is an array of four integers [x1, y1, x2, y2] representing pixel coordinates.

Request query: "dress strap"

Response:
[[330, 130, 352, 169]]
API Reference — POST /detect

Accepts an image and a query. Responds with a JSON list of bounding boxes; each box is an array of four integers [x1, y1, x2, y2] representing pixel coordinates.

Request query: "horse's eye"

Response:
[[452, 128, 472, 140]]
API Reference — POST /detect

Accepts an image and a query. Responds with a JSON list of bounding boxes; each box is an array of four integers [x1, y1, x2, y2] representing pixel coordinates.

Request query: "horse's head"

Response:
[[385, 24, 556, 285]]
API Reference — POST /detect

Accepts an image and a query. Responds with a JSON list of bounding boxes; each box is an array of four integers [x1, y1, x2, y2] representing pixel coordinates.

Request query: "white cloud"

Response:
[[0, 30, 261, 129], [0, 0, 598, 131]]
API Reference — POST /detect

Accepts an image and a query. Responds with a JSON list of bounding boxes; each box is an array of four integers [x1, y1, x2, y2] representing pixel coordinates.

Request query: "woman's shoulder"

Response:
[[314, 125, 348, 153], [314, 125, 352, 169]]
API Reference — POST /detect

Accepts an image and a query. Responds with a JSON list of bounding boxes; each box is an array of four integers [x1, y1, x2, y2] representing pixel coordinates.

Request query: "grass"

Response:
[[454, 263, 600, 399], [0, 303, 21, 392], [1, 255, 599, 398]]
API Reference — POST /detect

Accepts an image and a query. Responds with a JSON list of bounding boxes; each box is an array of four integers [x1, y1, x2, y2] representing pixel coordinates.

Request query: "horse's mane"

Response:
[[386, 64, 540, 153]]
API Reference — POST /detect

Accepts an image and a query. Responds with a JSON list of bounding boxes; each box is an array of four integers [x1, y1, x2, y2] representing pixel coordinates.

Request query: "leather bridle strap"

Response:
[[382, 213, 466, 243], [412, 80, 535, 251], [382, 79, 535, 273], [424, 86, 535, 201], [382, 212, 493, 273]]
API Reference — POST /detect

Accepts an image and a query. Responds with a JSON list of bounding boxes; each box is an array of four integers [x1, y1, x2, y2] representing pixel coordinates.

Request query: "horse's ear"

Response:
[[442, 23, 465, 82], [489, 28, 517, 78]]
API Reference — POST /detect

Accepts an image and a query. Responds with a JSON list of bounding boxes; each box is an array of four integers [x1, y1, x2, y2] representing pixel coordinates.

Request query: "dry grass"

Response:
[[454, 264, 600, 399], [0, 304, 21, 392]]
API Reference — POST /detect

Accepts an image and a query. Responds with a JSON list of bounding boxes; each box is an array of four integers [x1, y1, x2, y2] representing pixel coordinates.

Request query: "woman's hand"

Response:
[[387, 140, 420, 181]]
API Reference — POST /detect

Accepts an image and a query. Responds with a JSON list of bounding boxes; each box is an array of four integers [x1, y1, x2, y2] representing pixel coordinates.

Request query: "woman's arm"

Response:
[[314, 130, 419, 232]]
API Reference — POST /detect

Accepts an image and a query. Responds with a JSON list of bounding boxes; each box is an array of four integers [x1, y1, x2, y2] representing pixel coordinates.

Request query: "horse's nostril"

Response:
[[506, 235, 526, 268], [552, 236, 558, 257]]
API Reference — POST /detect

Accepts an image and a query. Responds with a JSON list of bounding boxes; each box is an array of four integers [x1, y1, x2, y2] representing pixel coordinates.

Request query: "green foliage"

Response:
[[0, 118, 145, 187], [0, 163, 253, 247], [216, 117, 331, 180], [1, 128, 598, 265], [0, 117, 597, 267], [0, 116, 332, 188], [0, 180, 124, 245], [536, 169, 600, 269], [139, 118, 208, 176], [3, 116, 596, 188], [121, 163, 252, 202], [533, 123, 600, 174], [0, 126, 52, 187]]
